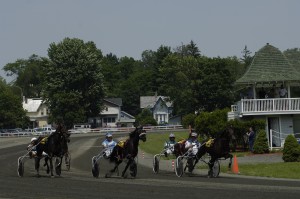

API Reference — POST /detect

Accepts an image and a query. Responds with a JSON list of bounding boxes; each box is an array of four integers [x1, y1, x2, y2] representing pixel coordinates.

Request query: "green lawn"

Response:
[[140, 132, 300, 179]]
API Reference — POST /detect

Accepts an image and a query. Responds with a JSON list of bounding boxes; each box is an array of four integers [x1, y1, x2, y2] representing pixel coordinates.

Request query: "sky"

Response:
[[1, 0, 300, 83]]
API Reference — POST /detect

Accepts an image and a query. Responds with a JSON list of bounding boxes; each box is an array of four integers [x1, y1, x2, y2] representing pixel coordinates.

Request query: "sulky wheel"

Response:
[[92, 157, 99, 178], [17, 158, 24, 177], [175, 156, 184, 177], [212, 160, 220, 177], [152, 155, 160, 174]]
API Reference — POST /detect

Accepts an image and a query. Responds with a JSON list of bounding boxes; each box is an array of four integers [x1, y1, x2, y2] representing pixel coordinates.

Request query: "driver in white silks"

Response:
[[163, 133, 176, 157], [27, 137, 48, 158], [101, 133, 117, 159], [185, 132, 200, 156]]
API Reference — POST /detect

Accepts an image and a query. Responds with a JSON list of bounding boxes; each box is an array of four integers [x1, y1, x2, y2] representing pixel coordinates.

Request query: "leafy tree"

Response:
[[135, 108, 157, 126], [42, 38, 105, 128], [196, 57, 235, 112], [182, 113, 196, 129], [159, 54, 200, 115], [174, 40, 201, 58], [3, 54, 48, 98], [253, 129, 269, 154], [282, 135, 300, 162], [194, 108, 229, 136], [0, 80, 29, 128], [283, 48, 300, 72]]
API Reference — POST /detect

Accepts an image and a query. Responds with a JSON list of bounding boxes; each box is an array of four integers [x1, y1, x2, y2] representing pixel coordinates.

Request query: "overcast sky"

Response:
[[1, 0, 300, 82]]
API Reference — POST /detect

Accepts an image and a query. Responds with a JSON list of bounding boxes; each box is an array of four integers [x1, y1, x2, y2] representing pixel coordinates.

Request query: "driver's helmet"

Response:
[[169, 133, 175, 138], [31, 137, 37, 143], [106, 133, 113, 138], [191, 132, 198, 137]]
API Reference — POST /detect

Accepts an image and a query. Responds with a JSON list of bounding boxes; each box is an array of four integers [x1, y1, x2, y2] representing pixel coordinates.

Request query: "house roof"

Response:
[[236, 43, 300, 84], [104, 98, 122, 106], [140, 96, 172, 108], [23, 98, 43, 112]]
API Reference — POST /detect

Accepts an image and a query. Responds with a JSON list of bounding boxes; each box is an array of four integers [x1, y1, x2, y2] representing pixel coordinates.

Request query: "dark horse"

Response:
[[108, 126, 146, 178], [195, 129, 233, 177], [35, 125, 70, 177]]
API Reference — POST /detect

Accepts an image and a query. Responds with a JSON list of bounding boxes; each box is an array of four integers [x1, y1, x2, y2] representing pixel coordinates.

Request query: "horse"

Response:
[[195, 129, 233, 177], [108, 126, 146, 178], [34, 126, 70, 177]]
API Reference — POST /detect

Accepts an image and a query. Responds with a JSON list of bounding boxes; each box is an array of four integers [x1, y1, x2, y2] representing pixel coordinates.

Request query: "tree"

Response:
[[253, 129, 269, 154], [0, 80, 29, 128], [283, 48, 300, 71], [3, 54, 48, 98], [240, 45, 252, 68], [282, 135, 300, 162], [174, 40, 201, 58], [42, 38, 105, 128], [135, 108, 157, 126]]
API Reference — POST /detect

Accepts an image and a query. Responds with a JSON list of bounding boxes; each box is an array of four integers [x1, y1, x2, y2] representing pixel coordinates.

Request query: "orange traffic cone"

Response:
[[232, 155, 239, 174]]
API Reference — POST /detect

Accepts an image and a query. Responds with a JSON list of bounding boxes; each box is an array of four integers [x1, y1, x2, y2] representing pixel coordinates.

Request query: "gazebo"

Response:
[[229, 43, 300, 148]]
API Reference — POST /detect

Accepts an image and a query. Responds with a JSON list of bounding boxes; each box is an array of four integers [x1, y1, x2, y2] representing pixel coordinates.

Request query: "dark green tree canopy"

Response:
[[42, 38, 105, 127]]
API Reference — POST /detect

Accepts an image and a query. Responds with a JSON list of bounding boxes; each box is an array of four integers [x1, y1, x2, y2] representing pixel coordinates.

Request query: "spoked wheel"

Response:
[[55, 158, 61, 176], [175, 156, 184, 177], [130, 160, 137, 178], [65, 152, 71, 171], [212, 160, 220, 177], [17, 157, 24, 177], [92, 156, 99, 178], [152, 155, 160, 174]]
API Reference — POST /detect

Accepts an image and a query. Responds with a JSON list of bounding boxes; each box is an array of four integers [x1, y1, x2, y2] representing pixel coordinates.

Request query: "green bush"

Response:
[[282, 135, 300, 162], [182, 113, 196, 129], [253, 129, 269, 154]]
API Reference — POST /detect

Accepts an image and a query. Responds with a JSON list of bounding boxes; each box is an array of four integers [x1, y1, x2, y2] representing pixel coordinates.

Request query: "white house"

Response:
[[22, 98, 50, 128], [88, 98, 135, 128], [140, 95, 173, 124]]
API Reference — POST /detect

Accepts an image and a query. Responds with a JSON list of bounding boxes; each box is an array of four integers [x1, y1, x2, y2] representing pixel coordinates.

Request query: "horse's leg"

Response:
[[49, 157, 54, 177], [44, 157, 50, 174], [121, 159, 132, 178], [227, 153, 233, 170], [34, 157, 40, 177]]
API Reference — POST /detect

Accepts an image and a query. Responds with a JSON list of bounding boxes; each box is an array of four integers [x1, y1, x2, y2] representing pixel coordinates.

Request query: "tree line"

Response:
[[1, 37, 299, 129]]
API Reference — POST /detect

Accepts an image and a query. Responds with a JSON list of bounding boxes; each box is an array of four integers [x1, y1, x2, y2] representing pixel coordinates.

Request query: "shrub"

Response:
[[282, 135, 300, 162], [182, 113, 196, 129], [253, 129, 269, 154]]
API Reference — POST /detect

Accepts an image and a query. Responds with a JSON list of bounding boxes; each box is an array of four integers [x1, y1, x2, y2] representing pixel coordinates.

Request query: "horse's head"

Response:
[[139, 129, 147, 142]]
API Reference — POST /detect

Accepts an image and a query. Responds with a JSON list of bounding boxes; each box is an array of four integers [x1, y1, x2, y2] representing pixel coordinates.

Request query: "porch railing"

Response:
[[239, 98, 300, 113]]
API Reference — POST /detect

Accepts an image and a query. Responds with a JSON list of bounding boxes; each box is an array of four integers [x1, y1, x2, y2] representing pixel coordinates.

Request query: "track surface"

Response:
[[1, 134, 300, 199]]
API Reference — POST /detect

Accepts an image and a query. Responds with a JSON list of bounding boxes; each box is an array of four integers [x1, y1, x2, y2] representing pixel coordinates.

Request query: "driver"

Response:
[[164, 133, 176, 157], [185, 132, 200, 156], [27, 137, 48, 158], [101, 133, 117, 158]]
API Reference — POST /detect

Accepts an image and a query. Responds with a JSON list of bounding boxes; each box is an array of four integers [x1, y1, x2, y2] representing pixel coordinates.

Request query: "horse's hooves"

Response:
[[122, 173, 128, 179], [51, 175, 55, 178]]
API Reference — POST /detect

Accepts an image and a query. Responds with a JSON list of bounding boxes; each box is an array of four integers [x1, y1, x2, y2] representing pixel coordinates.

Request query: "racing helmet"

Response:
[[191, 132, 198, 137], [31, 137, 37, 142], [106, 133, 113, 138], [169, 133, 175, 138]]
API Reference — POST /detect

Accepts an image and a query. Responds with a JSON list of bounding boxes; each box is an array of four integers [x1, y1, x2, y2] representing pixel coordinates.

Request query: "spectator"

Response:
[[279, 84, 288, 98], [246, 127, 256, 152]]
